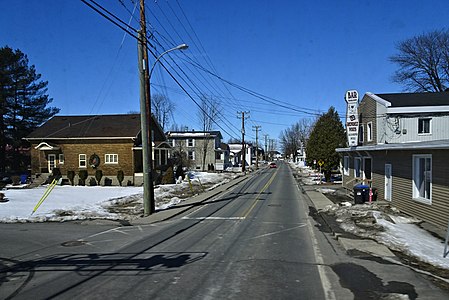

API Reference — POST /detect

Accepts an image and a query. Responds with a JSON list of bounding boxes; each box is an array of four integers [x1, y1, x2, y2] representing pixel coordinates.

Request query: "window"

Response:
[[105, 154, 118, 164], [367, 122, 373, 142], [418, 118, 431, 134], [188, 150, 195, 160], [79, 154, 87, 168], [354, 157, 361, 178], [59, 154, 64, 164], [187, 138, 194, 147], [412, 154, 432, 204], [359, 125, 364, 143], [343, 156, 349, 175], [363, 157, 372, 180], [48, 154, 56, 171]]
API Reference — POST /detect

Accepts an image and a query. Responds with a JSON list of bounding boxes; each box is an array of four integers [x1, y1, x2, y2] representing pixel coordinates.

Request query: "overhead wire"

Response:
[[85, 0, 360, 142], [82, 0, 240, 139]]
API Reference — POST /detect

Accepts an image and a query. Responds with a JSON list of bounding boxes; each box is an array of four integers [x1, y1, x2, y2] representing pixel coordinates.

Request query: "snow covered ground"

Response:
[[289, 162, 449, 272], [0, 171, 237, 223]]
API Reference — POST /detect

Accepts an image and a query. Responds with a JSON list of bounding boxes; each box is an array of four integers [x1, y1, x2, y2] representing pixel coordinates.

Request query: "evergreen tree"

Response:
[[306, 107, 346, 181], [0, 46, 59, 172]]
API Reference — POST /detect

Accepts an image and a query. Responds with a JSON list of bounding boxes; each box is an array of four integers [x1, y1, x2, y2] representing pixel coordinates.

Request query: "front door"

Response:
[[48, 154, 56, 172], [385, 164, 392, 201]]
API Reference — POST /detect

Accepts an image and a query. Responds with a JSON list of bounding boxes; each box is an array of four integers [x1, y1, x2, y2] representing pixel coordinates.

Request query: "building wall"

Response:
[[358, 97, 377, 145], [193, 139, 217, 170], [371, 150, 449, 228], [343, 149, 449, 228], [169, 136, 222, 170], [376, 103, 388, 144], [31, 139, 136, 185], [383, 115, 449, 144]]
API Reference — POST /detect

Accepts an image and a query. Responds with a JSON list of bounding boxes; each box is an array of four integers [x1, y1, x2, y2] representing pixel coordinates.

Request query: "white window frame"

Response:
[[79, 154, 87, 168], [188, 150, 195, 160], [359, 125, 364, 143], [48, 154, 56, 171], [354, 157, 361, 178], [343, 156, 349, 176], [187, 138, 195, 147], [105, 154, 118, 164], [363, 157, 372, 180], [58, 154, 65, 165], [367, 122, 373, 142], [384, 164, 392, 201], [418, 118, 431, 135], [412, 154, 432, 204]]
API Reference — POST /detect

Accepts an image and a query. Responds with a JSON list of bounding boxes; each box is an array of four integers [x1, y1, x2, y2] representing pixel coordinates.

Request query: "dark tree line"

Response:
[[0, 46, 59, 172]]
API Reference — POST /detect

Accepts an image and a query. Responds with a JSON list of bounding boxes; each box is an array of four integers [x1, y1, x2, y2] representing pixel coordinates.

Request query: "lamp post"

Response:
[[138, 41, 188, 216]]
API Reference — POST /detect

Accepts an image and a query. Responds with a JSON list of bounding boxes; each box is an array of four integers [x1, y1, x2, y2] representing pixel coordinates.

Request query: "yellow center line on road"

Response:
[[242, 168, 279, 219]]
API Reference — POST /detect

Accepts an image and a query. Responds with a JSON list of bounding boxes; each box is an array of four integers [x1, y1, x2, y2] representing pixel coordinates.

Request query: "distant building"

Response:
[[166, 130, 230, 171], [228, 143, 253, 167]]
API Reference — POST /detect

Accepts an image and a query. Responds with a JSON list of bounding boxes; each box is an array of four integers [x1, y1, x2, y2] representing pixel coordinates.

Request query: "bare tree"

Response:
[[169, 123, 189, 132], [197, 95, 220, 171], [151, 93, 175, 130], [390, 29, 449, 92], [279, 118, 313, 159]]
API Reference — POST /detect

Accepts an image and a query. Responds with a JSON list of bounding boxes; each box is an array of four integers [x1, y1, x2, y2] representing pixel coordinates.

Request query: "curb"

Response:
[[131, 174, 250, 225]]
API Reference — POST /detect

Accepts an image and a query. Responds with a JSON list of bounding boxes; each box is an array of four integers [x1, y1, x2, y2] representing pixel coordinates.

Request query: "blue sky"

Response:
[[2, 0, 449, 145]]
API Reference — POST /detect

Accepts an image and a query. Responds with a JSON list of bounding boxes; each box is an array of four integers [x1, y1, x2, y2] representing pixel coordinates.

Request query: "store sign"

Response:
[[345, 90, 359, 147]]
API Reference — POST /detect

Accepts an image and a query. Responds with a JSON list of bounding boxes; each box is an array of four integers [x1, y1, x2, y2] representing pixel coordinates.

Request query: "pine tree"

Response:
[[306, 107, 346, 181], [0, 46, 59, 172]]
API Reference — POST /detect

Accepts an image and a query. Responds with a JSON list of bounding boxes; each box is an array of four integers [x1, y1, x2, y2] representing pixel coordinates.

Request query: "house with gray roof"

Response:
[[337, 91, 449, 229], [24, 114, 169, 186]]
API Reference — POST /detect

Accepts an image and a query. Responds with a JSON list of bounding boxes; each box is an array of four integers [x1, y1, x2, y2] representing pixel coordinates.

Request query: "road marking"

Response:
[[242, 168, 279, 219], [300, 187, 336, 300], [249, 224, 307, 239], [182, 216, 245, 220]]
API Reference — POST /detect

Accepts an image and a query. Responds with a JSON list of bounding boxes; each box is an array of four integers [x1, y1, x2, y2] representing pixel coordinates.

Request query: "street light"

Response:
[[139, 41, 189, 216], [149, 44, 189, 78]]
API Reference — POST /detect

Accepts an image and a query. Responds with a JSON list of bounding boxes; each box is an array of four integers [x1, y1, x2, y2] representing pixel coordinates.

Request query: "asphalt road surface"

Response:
[[1, 161, 448, 299]]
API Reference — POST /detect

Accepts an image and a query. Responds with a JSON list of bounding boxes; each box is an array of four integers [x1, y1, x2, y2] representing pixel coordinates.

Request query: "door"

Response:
[[48, 154, 56, 172], [385, 164, 392, 201]]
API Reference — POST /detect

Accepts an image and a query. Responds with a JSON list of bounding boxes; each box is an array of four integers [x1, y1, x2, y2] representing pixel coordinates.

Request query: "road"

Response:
[[1, 161, 448, 299]]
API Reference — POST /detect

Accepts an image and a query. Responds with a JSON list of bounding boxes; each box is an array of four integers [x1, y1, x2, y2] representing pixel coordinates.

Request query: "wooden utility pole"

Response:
[[264, 134, 269, 161], [253, 125, 261, 169], [139, 0, 155, 215], [237, 111, 249, 172]]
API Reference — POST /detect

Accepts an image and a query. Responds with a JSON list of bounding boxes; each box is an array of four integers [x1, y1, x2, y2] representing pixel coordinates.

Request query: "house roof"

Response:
[[26, 114, 164, 140], [166, 130, 223, 139], [372, 92, 449, 107], [336, 139, 449, 152]]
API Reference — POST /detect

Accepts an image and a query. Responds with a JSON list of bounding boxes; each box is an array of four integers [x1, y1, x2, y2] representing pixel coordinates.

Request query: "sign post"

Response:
[[318, 160, 324, 184], [345, 90, 359, 147]]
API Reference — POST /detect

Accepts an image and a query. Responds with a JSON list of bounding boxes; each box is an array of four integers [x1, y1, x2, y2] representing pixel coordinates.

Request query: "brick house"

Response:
[[337, 91, 449, 228], [24, 114, 169, 186]]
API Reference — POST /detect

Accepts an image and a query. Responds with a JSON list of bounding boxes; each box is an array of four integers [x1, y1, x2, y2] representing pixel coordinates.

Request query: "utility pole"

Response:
[[264, 134, 269, 161], [252, 125, 261, 169], [237, 111, 250, 172], [138, 0, 155, 216]]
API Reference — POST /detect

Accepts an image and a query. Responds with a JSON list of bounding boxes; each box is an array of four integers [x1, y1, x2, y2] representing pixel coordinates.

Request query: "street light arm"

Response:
[[149, 44, 189, 79]]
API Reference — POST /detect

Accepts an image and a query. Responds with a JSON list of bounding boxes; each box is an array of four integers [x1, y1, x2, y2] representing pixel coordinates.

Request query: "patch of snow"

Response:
[[0, 172, 233, 223]]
